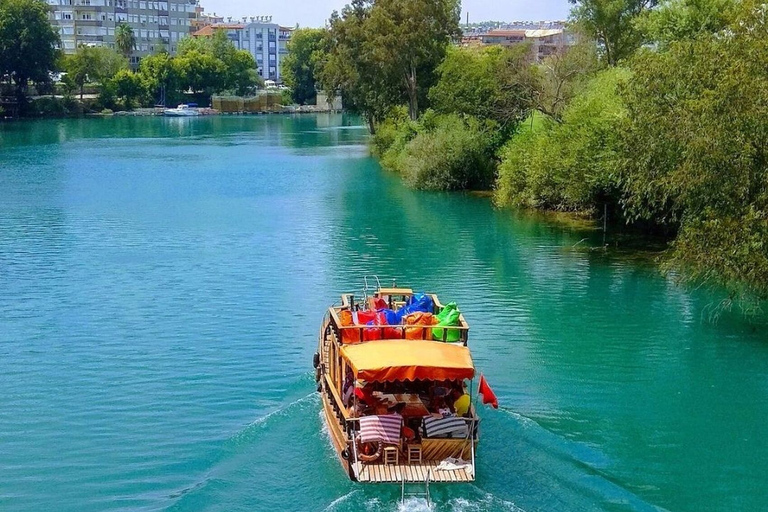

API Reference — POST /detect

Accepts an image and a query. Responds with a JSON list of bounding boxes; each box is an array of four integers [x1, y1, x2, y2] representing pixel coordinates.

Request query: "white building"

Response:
[[191, 17, 292, 82]]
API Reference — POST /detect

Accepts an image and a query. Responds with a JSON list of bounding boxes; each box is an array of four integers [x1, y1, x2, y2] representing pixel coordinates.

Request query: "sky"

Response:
[[200, 0, 572, 28]]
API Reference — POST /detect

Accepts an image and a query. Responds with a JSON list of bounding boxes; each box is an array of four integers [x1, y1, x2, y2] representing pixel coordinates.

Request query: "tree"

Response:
[[63, 46, 127, 99], [115, 23, 136, 59], [0, 0, 60, 104], [174, 50, 226, 96], [178, 30, 260, 94], [495, 67, 629, 212], [429, 45, 537, 131], [533, 40, 600, 122], [226, 49, 262, 96], [111, 69, 144, 108], [569, 0, 657, 65], [635, 0, 736, 48], [620, 0, 768, 302], [318, 0, 400, 132], [365, 0, 461, 120], [138, 51, 179, 105], [281, 28, 327, 105], [319, 0, 460, 130]]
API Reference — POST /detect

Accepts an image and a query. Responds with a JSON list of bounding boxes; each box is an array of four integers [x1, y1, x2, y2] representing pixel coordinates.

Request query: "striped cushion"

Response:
[[423, 416, 468, 438], [359, 414, 402, 444]]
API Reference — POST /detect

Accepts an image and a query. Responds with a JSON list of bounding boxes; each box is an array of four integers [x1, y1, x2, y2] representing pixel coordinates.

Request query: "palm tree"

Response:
[[115, 23, 136, 59]]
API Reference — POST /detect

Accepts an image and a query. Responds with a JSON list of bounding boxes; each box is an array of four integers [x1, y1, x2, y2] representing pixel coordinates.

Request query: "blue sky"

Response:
[[201, 0, 572, 28]]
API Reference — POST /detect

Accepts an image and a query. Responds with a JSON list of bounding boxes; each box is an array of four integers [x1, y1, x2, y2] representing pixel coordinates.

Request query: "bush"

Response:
[[384, 112, 498, 191], [29, 96, 82, 117], [495, 68, 629, 212]]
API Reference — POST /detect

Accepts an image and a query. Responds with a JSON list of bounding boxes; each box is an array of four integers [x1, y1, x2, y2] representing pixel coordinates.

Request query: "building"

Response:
[[461, 21, 573, 62], [46, 0, 196, 63], [191, 17, 292, 82], [191, 5, 223, 31]]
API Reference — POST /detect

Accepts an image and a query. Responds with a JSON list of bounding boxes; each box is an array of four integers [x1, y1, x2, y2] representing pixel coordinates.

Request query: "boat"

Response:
[[163, 104, 200, 117], [315, 280, 479, 486]]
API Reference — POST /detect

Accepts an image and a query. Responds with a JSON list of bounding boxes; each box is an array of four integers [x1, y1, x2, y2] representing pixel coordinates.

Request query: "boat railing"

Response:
[[323, 373, 354, 434]]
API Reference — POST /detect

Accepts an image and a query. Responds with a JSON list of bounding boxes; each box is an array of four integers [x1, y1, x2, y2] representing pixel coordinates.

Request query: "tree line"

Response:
[[0, 0, 262, 113], [280, 0, 768, 307]]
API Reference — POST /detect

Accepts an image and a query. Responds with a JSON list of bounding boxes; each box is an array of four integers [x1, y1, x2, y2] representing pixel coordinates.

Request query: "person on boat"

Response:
[[342, 368, 354, 407], [451, 388, 471, 417]]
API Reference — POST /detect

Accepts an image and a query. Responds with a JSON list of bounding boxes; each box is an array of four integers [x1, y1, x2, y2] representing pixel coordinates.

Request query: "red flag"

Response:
[[478, 374, 498, 409]]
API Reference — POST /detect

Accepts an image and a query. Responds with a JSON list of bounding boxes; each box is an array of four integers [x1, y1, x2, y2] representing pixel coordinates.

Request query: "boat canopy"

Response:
[[340, 339, 475, 383]]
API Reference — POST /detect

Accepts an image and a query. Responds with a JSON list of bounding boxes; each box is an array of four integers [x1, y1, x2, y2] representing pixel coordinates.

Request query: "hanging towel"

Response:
[[358, 414, 403, 444], [423, 416, 468, 438]]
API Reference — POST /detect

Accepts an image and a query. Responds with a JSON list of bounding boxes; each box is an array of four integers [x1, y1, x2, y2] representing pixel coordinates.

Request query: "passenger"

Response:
[[433, 397, 453, 418], [451, 388, 471, 417], [342, 369, 354, 407]]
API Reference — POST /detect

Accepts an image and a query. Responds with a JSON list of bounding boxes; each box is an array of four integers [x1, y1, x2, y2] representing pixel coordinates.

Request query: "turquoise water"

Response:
[[1, 115, 767, 512]]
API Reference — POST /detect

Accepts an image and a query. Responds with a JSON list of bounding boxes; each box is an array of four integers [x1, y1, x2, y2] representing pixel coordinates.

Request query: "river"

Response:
[[0, 115, 766, 512]]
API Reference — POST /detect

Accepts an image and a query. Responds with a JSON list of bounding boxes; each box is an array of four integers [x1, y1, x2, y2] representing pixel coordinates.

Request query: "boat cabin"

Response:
[[317, 287, 478, 483]]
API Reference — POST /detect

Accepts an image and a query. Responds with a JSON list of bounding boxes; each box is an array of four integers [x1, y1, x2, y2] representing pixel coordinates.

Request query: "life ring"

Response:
[[355, 437, 383, 462]]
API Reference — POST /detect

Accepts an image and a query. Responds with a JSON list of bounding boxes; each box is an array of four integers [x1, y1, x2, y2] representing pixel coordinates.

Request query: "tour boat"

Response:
[[315, 281, 479, 486], [163, 104, 200, 117]]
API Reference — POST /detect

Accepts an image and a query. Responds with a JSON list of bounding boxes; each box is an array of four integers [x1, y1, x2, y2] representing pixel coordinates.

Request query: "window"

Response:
[[139, 1, 145, 8]]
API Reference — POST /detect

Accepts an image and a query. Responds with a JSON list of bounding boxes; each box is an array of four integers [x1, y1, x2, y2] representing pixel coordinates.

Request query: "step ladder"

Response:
[[400, 469, 431, 506]]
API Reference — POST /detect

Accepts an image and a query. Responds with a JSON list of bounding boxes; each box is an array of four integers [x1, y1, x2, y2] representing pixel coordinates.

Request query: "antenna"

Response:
[[466, 11, 469, 25]]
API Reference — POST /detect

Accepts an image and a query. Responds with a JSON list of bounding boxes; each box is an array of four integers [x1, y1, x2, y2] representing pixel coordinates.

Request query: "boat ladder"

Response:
[[400, 470, 431, 506]]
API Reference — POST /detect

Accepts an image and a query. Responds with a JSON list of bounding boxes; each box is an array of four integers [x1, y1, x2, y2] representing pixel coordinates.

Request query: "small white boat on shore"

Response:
[[163, 104, 200, 117]]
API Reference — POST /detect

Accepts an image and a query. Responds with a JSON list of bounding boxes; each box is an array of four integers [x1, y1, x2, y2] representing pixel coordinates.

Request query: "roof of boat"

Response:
[[340, 339, 475, 382]]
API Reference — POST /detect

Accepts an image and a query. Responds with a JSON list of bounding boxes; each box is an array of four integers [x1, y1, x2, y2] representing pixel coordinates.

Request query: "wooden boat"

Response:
[[315, 284, 479, 484]]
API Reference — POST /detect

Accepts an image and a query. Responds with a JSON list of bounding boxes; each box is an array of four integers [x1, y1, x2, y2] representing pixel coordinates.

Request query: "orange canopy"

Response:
[[340, 339, 475, 383]]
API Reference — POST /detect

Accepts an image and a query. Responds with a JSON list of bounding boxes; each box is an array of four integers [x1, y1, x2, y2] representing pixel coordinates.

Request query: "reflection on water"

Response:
[[0, 114, 766, 512]]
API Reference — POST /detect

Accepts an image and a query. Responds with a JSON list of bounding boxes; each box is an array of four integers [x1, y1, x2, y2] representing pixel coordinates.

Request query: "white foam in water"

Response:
[[322, 489, 360, 511], [397, 497, 434, 512]]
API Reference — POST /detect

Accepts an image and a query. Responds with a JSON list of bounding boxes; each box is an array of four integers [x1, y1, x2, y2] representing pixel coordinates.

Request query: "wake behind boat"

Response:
[[315, 281, 481, 486]]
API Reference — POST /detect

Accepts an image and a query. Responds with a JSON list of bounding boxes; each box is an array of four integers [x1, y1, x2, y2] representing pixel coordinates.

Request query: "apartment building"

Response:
[[47, 0, 196, 62], [461, 22, 574, 62], [191, 17, 292, 82]]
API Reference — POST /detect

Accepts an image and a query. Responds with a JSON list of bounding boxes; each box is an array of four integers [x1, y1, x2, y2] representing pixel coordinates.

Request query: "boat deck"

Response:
[[353, 460, 474, 483]]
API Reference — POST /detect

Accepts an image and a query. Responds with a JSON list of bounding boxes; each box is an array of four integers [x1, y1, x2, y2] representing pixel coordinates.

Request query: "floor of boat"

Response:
[[352, 460, 474, 483]]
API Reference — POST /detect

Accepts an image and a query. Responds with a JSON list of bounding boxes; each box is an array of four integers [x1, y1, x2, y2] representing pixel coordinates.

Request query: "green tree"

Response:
[[569, 0, 657, 65], [620, 0, 768, 301], [365, 0, 461, 120], [111, 69, 145, 108], [635, 0, 736, 48], [281, 28, 327, 105], [63, 46, 127, 99], [178, 30, 260, 94], [318, 0, 400, 132], [138, 51, 179, 105], [428, 44, 536, 131], [495, 67, 629, 212], [115, 23, 136, 59], [174, 50, 226, 96], [533, 41, 600, 122], [0, 0, 60, 104], [226, 49, 262, 96], [319, 0, 459, 129]]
